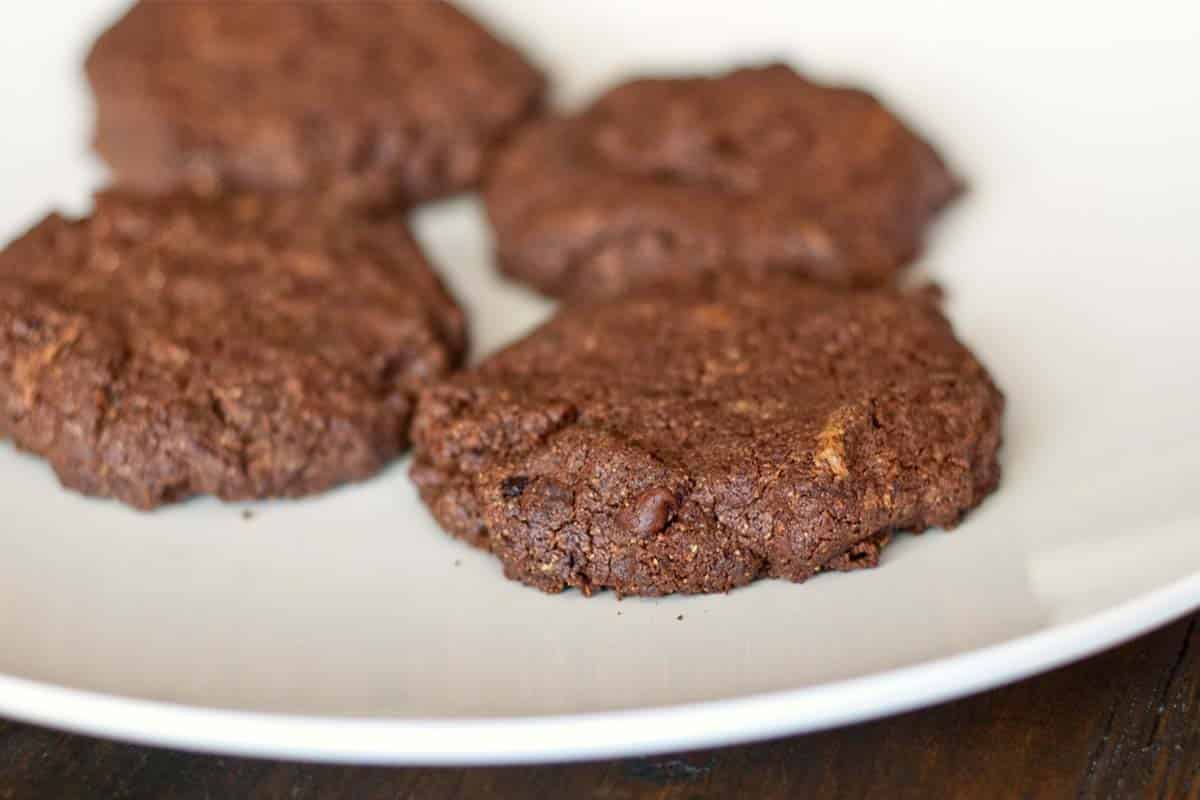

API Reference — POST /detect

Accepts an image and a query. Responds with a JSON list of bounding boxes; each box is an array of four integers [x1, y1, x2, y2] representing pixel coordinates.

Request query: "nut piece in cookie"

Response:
[[411, 275, 1002, 597], [0, 191, 466, 509], [484, 64, 960, 299], [86, 0, 545, 207]]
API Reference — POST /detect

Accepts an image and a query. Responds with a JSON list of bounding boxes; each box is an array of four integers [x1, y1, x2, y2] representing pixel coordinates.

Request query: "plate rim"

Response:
[[2, 568, 1197, 765]]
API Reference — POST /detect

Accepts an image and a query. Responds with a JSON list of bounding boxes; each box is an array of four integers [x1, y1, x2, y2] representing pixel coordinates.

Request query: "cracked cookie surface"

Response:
[[484, 64, 960, 300], [0, 190, 466, 509], [86, 0, 545, 208], [411, 275, 1002, 596]]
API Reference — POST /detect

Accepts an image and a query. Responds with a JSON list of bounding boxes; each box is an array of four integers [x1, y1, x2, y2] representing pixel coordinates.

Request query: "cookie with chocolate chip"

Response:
[[86, 0, 545, 207], [411, 274, 1002, 596], [484, 63, 960, 299], [0, 190, 466, 509]]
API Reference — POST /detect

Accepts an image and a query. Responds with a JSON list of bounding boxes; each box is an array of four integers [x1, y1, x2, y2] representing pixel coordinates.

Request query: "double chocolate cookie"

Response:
[[484, 64, 960, 299], [411, 275, 1003, 596], [0, 191, 466, 509], [86, 0, 545, 207]]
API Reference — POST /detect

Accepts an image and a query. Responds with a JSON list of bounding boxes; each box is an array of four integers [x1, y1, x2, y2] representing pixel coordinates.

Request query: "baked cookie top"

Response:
[[87, 0, 545, 206], [485, 64, 960, 299], [0, 190, 466, 509], [412, 274, 1002, 596]]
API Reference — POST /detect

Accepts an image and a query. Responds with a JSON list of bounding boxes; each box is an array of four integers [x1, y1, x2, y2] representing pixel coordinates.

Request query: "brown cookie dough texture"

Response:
[[411, 275, 1002, 596], [0, 191, 467, 509], [86, 0, 545, 207], [484, 64, 961, 299]]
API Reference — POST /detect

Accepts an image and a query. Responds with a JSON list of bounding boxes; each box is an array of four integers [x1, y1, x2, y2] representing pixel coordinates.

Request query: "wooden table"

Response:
[[1, 613, 1196, 799]]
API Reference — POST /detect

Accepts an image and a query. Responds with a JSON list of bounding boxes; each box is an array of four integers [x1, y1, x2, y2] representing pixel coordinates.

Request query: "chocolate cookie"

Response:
[[411, 275, 1002, 596], [484, 64, 960, 299], [0, 191, 466, 509], [86, 1, 545, 207]]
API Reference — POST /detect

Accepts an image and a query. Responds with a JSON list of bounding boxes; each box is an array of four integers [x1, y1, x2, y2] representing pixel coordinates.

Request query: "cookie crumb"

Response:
[[676, 614, 684, 621]]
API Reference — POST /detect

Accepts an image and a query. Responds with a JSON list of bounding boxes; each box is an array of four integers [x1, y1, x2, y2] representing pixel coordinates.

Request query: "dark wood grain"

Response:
[[2, 614, 1197, 800]]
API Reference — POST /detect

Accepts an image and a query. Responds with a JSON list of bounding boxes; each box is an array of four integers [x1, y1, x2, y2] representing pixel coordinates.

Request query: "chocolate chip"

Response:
[[618, 487, 677, 536], [500, 475, 531, 499]]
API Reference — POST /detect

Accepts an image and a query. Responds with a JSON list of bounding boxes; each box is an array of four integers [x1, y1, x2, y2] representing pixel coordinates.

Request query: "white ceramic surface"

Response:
[[0, 0, 1197, 765]]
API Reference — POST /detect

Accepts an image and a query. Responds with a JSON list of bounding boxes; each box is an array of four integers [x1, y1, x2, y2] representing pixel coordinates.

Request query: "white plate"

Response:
[[1, 0, 1198, 766]]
